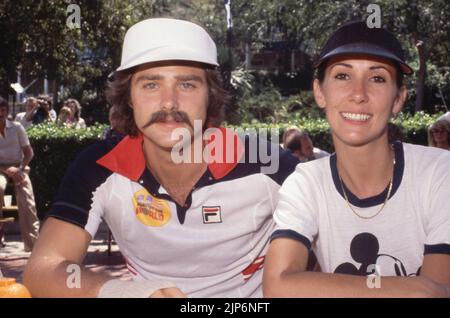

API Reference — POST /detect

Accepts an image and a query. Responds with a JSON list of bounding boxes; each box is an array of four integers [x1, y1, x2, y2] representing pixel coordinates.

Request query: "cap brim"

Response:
[[314, 43, 413, 75], [116, 45, 218, 73]]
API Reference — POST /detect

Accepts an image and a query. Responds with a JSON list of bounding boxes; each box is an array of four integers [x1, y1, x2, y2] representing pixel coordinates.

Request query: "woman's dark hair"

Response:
[[315, 59, 404, 88], [105, 64, 228, 137]]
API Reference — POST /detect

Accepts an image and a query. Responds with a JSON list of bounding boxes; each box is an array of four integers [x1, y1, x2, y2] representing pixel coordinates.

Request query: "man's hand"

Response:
[[4, 167, 27, 186], [150, 287, 187, 298]]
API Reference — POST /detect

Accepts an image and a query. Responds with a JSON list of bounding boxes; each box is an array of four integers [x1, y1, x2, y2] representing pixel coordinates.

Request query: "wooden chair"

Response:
[[0, 181, 19, 248]]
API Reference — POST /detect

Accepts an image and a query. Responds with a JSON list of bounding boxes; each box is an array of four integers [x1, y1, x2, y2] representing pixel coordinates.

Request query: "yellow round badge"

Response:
[[132, 189, 171, 227]]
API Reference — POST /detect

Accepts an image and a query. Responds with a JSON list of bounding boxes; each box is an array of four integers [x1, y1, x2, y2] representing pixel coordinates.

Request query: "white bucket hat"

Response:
[[115, 18, 218, 73]]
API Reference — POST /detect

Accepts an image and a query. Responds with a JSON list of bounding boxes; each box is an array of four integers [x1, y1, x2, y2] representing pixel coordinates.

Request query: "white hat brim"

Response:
[[116, 45, 218, 72]]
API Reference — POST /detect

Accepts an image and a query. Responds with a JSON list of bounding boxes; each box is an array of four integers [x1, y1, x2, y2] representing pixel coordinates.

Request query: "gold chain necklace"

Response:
[[338, 158, 395, 220]]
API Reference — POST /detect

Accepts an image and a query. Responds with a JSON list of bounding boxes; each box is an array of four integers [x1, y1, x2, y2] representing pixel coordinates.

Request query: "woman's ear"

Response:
[[392, 85, 407, 116], [313, 79, 326, 109]]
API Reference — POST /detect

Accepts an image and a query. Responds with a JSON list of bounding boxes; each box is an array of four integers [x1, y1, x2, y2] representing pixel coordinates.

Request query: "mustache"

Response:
[[142, 110, 193, 129]]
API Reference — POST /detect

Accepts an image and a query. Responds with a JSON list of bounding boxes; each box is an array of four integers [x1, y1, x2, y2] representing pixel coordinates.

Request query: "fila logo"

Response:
[[202, 206, 222, 224]]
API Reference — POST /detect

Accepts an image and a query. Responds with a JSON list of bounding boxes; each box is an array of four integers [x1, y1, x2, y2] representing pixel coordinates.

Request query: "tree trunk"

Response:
[[415, 43, 426, 113], [52, 78, 59, 111], [244, 42, 251, 69]]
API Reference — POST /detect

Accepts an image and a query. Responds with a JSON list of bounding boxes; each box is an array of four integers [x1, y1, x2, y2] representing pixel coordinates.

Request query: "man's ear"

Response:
[[392, 85, 407, 116], [313, 79, 326, 109]]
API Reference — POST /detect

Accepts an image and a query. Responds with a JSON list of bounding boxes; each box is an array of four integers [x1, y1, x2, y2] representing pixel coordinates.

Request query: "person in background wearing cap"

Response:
[[23, 18, 298, 298], [264, 21, 450, 297]]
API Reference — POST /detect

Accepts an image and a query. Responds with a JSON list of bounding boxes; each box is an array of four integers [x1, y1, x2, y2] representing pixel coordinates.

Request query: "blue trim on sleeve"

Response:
[[270, 229, 312, 251], [46, 209, 88, 229], [48, 140, 115, 227], [424, 244, 450, 255]]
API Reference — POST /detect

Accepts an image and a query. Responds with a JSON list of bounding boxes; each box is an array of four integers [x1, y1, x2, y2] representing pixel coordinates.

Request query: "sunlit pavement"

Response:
[[0, 234, 132, 284]]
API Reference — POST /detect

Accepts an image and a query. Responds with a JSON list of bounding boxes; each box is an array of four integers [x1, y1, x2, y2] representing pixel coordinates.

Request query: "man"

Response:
[[32, 95, 55, 124], [15, 97, 37, 129], [24, 18, 298, 298], [0, 96, 40, 251], [283, 128, 329, 162], [101, 106, 126, 141]]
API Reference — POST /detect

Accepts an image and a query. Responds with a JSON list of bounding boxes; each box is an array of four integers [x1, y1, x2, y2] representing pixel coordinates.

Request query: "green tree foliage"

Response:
[[1, 1, 448, 122], [0, 0, 175, 111]]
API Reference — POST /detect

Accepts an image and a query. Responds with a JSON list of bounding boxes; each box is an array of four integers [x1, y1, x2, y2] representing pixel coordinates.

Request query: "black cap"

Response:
[[314, 21, 413, 75]]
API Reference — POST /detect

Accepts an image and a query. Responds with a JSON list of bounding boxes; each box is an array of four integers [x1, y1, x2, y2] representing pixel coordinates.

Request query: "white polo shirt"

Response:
[[48, 128, 299, 297], [0, 120, 29, 165]]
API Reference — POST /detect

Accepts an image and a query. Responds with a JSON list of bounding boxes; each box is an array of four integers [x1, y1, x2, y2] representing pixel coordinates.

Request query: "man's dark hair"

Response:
[[105, 63, 228, 137], [284, 131, 303, 153], [37, 94, 53, 109]]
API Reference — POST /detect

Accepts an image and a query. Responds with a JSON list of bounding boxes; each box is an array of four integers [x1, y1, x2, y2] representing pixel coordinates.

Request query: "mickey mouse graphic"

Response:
[[334, 232, 420, 276]]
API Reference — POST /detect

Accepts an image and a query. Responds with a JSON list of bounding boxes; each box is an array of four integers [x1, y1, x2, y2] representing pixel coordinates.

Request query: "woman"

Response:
[[428, 119, 450, 151], [56, 106, 73, 127], [264, 21, 450, 297], [63, 98, 86, 129]]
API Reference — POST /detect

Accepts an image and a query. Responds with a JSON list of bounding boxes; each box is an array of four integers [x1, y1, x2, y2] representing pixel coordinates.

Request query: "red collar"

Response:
[[96, 127, 244, 181]]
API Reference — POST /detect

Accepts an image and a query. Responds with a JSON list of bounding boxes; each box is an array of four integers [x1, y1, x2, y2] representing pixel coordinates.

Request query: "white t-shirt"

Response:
[[0, 120, 30, 165], [273, 142, 450, 276], [313, 147, 330, 160], [15, 112, 33, 129]]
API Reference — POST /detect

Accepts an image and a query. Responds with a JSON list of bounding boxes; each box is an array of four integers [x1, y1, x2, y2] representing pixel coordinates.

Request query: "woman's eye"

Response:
[[371, 76, 386, 83], [335, 73, 349, 80]]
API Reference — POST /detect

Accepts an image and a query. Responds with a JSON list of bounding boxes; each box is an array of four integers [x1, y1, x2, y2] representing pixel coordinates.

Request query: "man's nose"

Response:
[[160, 86, 178, 111]]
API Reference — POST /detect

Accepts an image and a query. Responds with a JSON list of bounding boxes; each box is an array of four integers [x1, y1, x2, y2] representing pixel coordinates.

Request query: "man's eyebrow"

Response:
[[175, 74, 204, 82], [133, 74, 204, 83], [134, 74, 163, 83]]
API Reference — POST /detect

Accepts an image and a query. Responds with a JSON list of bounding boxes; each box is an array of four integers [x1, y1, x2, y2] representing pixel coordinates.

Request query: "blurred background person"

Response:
[[0, 96, 39, 252], [283, 129, 329, 162], [63, 98, 86, 129], [102, 105, 125, 140], [281, 126, 301, 148], [428, 119, 450, 151], [15, 97, 37, 129], [32, 95, 54, 125], [56, 106, 73, 127]]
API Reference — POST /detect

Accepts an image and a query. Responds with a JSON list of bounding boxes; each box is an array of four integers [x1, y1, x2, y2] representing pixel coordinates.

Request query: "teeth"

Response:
[[341, 112, 371, 121]]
